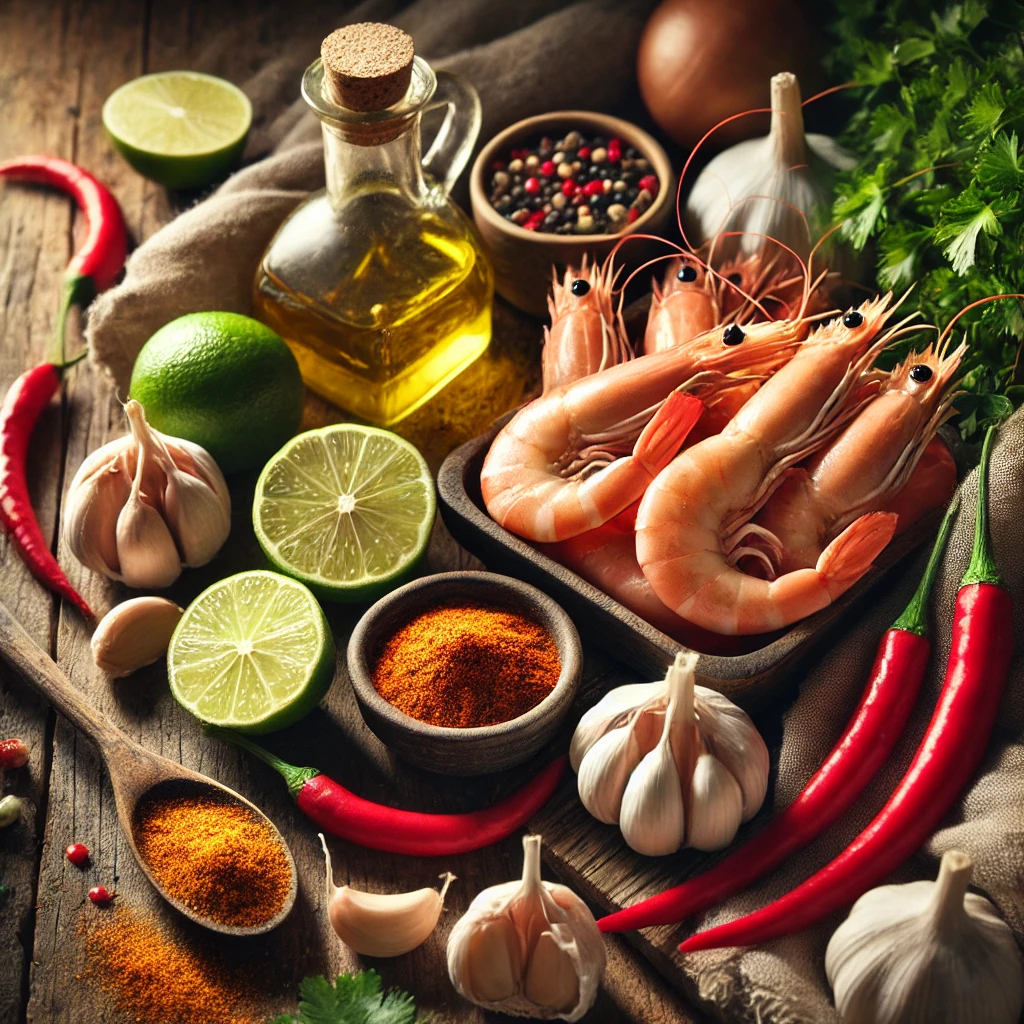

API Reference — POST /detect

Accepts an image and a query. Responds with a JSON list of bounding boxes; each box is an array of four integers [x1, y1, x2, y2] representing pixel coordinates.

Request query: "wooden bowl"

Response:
[[347, 571, 582, 776], [470, 111, 676, 317]]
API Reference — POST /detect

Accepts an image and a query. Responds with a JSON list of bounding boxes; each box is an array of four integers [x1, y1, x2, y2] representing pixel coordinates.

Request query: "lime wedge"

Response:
[[168, 570, 335, 734], [253, 425, 436, 602], [103, 71, 252, 189]]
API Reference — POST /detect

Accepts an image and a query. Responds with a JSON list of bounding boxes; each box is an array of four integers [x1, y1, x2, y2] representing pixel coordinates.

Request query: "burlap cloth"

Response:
[[85, 2, 1024, 1021]]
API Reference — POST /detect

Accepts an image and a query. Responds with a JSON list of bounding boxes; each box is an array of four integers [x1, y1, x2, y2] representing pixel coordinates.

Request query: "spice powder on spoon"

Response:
[[372, 602, 561, 727]]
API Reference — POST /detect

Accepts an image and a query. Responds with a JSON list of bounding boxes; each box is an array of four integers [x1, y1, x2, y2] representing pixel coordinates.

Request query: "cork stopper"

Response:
[[321, 23, 415, 112]]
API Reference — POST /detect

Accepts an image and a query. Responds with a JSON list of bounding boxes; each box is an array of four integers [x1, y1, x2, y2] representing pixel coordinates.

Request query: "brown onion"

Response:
[[637, 0, 822, 151]]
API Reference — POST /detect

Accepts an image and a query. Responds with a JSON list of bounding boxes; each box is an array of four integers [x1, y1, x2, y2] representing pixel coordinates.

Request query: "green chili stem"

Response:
[[892, 492, 961, 636], [961, 425, 1004, 588], [206, 726, 320, 798]]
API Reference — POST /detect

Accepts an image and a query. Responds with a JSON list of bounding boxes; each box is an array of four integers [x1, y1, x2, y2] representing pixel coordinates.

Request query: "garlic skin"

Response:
[[91, 597, 184, 677], [63, 400, 231, 589], [320, 834, 452, 957], [572, 652, 768, 855], [685, 71, 854, 259], [826, 850, 1024, 1024], [447, 834, 605, 1022]]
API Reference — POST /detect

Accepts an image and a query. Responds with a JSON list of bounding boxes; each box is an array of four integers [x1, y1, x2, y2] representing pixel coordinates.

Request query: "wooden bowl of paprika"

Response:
[[347, 571, 582, 776]]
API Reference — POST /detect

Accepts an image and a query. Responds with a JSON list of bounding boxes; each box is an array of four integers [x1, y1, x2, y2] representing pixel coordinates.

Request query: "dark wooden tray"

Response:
[[438, 419, 948, 710]]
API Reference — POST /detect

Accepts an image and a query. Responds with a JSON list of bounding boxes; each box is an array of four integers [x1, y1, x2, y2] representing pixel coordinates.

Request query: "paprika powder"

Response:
[[372, 602, 560, 728]]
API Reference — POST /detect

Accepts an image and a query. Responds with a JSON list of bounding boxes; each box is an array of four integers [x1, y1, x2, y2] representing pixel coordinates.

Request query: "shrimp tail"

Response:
[[634, 391, 705, 475], [816, 511, 898, 597]]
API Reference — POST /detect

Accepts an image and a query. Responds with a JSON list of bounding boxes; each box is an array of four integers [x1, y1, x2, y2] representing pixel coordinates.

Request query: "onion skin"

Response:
[[637, 0, 822, 150]]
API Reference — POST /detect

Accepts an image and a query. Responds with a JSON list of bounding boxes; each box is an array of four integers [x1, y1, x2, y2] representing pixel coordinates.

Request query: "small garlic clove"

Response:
[[577, 723, 642, 824], [163, 465, 231, 567], [570, 681, 664, 770], [116, 491, 182, 589], [62, 455, 133, 578], [525, 930, 580, 1013], [687, 751, 744, 852], [464, 917, 521, 1002], [619, 735, 687, 856], [91, 597, 184, 677]]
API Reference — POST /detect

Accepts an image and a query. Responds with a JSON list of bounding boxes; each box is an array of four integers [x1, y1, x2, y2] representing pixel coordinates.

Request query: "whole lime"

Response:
[[129, 312, 303, 474]]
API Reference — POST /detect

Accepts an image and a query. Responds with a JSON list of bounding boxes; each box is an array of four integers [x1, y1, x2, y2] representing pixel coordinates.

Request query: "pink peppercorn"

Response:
[[639, 174, 659, 196], [540, 160, 556, 177], [628, 207, 641, 224], [524, 177, 541, 195], [583, 180, 604, 197], [66, 843, 90, 867], [608, 139, 622, 162], [561, 180, 578, 198], [88, 885, 113, 906], [577, 146, 591, 160]]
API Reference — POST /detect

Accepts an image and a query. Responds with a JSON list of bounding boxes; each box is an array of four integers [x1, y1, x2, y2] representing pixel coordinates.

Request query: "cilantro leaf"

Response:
[[934, 188, 1004, 273], [271, 970, 418, 1024], [976, 132, 1024, 192], [964, 83, 1005, 137]]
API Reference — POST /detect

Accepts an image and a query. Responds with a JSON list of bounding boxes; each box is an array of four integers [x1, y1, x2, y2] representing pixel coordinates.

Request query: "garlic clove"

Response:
[[570, 681, 663, 770], [619, 734, 687, 856], [91, 597, 184, 677], [525, 930, 580, 1013], [162, 464, 231, 567], [687, 751, 745, 852], [465, 917, 521, 1002], [115, 490, 182, 589], [62, 457, 132, 578], [577, 722, 642, 824], [319, 834, 453, 958]]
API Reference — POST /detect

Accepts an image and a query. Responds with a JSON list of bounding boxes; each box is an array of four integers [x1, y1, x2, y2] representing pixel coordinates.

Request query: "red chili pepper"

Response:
[[679, 425, 1012, 953], [0, 156, 128, 342], [214, 728, 566, 857], [0, 738, 30, 770], [598, 496, 959, 934]]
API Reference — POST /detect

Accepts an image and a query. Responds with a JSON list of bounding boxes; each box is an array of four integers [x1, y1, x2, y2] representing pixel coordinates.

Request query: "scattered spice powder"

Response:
[[79, 905, 261, 1024], [372, 601, 561, 728], [134, 795, 291, 928]]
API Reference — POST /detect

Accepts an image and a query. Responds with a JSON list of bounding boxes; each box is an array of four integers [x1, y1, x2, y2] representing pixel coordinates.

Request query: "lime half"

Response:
[[253, 425, 436, 602], [103, 71, 252, 189], [168, 570, 335, 734]]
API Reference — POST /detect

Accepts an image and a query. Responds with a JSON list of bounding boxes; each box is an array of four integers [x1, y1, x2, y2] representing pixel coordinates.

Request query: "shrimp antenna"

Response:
[[936, 293, 1024, 349], [801, 81, 860, 106]]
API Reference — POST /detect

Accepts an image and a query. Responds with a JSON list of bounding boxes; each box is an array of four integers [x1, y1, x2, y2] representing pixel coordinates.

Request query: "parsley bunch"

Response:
[[271, 970, 418, 1024], [823, 0, 1024, 440]]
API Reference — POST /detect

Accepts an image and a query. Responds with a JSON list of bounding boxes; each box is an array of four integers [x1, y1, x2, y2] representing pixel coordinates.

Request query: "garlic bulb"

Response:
[[319, 834, 452, 957], [572, 652, 768, 855], [91, 597, 184, 677], [63, 400, 230, 589], [826, 850, 1024, 1024], [685, 71, 854, 259], [447, 834, 605, 1021]]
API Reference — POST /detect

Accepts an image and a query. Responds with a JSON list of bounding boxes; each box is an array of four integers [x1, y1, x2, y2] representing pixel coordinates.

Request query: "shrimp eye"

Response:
[[723, 324, 745, 346], [728, 272, 742, 285], [677, 264, 698, 283], [843, 310, 864, 328], [909, 364, 933, 382], [570, 279, 590, 297]]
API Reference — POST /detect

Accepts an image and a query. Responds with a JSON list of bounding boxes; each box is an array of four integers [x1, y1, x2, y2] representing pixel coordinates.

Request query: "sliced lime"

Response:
[[168, 570, 335, 734], [253, 425, 436, 602], [102, 71, 252, 189]]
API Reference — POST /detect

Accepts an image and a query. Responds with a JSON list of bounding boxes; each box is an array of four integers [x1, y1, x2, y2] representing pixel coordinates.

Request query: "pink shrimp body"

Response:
[[542, 256, 630, 392], [636, 294, 910, 635], [755, 341, 965, 573], [482, 316, 810, 544]]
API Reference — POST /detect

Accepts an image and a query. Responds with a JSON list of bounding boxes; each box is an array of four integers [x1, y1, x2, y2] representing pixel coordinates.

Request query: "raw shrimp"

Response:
[[636, 293, 915, 635], [482, 315, 811, 544], [542, 255, 630, 392], [754, 341, 964, 574]]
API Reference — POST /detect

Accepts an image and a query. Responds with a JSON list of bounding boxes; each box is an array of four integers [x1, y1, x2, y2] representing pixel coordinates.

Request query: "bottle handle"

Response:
[[421, 70, 481, 196]]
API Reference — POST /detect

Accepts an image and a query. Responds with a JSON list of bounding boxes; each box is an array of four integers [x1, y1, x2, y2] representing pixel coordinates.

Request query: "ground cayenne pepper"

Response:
[[80, 906, 261, 1024], [372, 602, 561, 728], [134, 795, 290, 928]]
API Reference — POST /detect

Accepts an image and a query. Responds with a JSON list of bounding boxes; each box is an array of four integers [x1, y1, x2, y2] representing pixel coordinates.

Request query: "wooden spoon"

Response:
[[0, 601, 297, 935]]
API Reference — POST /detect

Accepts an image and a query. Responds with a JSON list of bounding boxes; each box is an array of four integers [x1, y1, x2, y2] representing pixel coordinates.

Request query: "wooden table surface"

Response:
[[0, 2, 702, 1021]]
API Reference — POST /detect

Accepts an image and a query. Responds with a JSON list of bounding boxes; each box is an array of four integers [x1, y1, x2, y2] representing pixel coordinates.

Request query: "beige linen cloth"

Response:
[[85, 2, 1024, 1021]]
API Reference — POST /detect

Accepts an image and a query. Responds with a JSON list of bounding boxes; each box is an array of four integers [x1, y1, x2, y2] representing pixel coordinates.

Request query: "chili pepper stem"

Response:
[[891, 493, 960, 636], [961, 425, 1003, 587], [207, 727, 319, 797], [50, 277, 93, 367]]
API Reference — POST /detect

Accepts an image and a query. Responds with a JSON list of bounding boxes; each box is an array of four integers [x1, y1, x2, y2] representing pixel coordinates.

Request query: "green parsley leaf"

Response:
[[271, 970, 418, 1024], [976, 132, 1024, 192], [893, 37, 935, 64], [934, 187, 1004, 273], [964, 83, 1005, 137]]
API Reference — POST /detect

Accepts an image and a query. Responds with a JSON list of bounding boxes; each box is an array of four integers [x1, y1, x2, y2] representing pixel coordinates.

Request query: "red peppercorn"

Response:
[[0, 738, 29, 770], [524, 177, 541, 195], [628, 207, 641, 223], [540, 160, 556, 177], [583, 180, 604, 197], [510, 147, 528, 161], [88, 885, 113, 906], [608, 139, 622, 162], [561, 180, 578, 198], [66, 843, 90, 867], [639, 174, 659, 196], [577, 146, 591, 160]]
